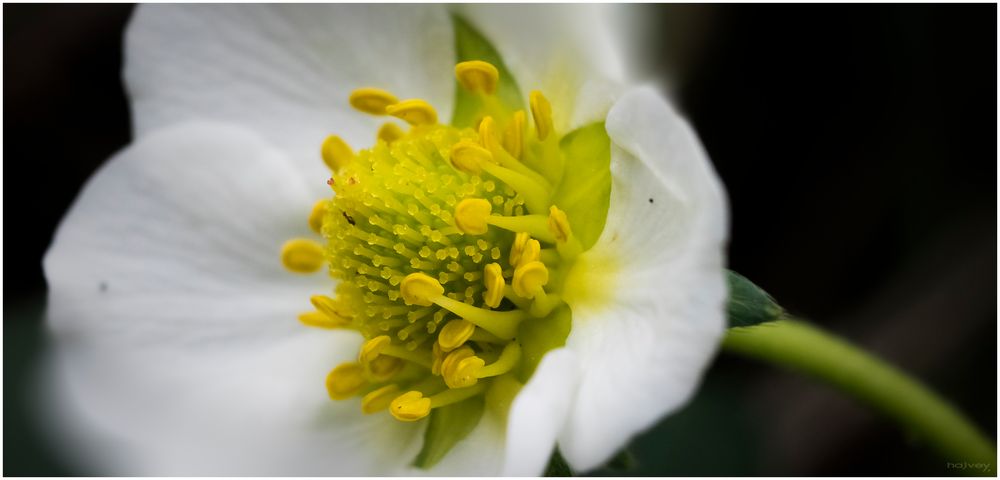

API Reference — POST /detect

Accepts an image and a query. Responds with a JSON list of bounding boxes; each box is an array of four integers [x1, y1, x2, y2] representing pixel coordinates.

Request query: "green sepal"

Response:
[[553, 122, 612, 250], [412, 396, 486, 469], [544, 449, 574, 477], [604, 448, 638, 471], [516, 302, 572, 382], [726, 270, 784, 328], [450, 14, 525, 128]]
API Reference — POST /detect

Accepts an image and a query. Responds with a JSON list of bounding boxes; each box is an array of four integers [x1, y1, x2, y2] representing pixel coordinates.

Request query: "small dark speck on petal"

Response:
[[648, 198, 654, 204], [342, 211, 356, 225], [99, 281, 108, 293]]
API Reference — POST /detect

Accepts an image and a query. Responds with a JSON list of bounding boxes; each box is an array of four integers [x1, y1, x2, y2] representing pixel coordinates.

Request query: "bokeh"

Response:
[[4, 4, 995, 475]]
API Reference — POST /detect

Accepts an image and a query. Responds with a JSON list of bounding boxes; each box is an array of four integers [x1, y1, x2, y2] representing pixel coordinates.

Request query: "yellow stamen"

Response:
[[310, 295, 351, 324], [321, 135, 354, 171], [298, 310, 349, 329], [368, 355, 405, 382], [386, 99, 438, 126], [401, 273, 526, 339], [478, 116, 502, 152], [361, 384, 400, 414], [326, 362, 367, 400], [308, 200, 327, 234], [349, 87, 399, 115], [281, 238, 325, 273], [512, 260, 549, 299], [453, 198, 556, 241], [504, 110, 526, 159], [400, 272, 445, 307], [390, 391, 432, 421], [480, 116, 552, 187], [454, 198, 492, 235], [440, 346, 482, 388], [548, 205, 572, 243], [428, 382, 488, 408], [360, 334, 433, 369], [431, 342, 445, 376], [509, 232, 530, 266], [377, 122, 404, 144], [455, 60, 499, 95], [449, 140, 492, 175], [438, 319, 476, 352], [530, 90, 554, 141], [482, 263, 505, 308], [477, 341, 521, 379], [548, 205, 583, 260], [359, 335, 392, 365], [518, 239, 541, 267]]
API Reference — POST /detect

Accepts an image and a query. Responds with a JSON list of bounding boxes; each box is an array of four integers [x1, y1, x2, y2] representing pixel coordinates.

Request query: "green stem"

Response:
[[723, 319, 996, 475]]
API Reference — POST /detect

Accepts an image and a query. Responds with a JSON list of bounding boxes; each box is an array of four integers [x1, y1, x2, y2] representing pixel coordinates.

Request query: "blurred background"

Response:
[[4, 4, 996, 476]]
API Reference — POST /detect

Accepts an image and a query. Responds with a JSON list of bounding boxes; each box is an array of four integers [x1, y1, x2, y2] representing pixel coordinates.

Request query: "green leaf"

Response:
[[450, 14, 525, 128], [552, 122, 612, 250], [412, 396, 486, 469], [726, 270, 784, 328], [544, 449, 574, 477]]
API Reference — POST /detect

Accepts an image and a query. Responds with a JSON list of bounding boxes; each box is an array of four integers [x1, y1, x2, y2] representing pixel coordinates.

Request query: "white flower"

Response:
[[43, 4, 728, 476]]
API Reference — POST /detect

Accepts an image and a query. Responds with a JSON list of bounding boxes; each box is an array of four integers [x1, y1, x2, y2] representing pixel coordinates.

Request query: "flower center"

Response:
[[282, 60, 584, 424]]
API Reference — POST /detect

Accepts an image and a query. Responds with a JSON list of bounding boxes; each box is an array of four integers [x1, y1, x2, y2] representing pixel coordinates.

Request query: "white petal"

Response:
[[456, 4, 625, 130], [125, 4, 455, 194], [43, 122, 421, 474], [503, 348, 581, 476], [557, 87, 729, 471]]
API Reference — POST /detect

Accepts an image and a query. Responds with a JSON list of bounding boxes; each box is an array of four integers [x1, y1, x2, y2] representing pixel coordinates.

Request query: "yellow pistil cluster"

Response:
[[282, 60, 581, 423]]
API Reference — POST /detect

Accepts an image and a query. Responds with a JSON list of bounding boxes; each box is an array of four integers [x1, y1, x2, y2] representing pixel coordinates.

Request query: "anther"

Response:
[[321, 135, 354, 171], [367, 355, 405, 382], [483, 263, 505, 308], [438, 319, 476, 352], [390, 391, 432, 421], [504, 110, 526, 159], [361, 384, 400, 414], [455, 60, 500, 95], [478, 115, 552, 188], [310, 295, 351, 325], [281, 238, 326, 273], [454, 198, 492, 235], [441, 346, 483, 388], [509, 232, 530, 266], [377, 122, 404, 144], [349, 87, 399, 115], [548, 205, 583, 259], [386, 99, 438, 126], [326, 362, 367, 400], [530, 91, 554, 141], [298, 310, 350, 329], [478, 116, 502, 152], [359, 335, 392, 364], [360, 334, 433, 369], [548, 205, 572, 243], [308, 200, 327, 234], [512, 261, 550, 299], [400, 272, 445, 306], [449, 140, 492, 175]]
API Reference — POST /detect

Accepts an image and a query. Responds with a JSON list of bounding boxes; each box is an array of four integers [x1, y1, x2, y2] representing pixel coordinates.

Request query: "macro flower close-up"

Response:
[[39, 4, 727, 475], [5, 3, 995, 478]]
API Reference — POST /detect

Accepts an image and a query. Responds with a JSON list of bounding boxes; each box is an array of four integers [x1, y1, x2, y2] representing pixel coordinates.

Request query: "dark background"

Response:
[[4, 4, 996, 476]]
